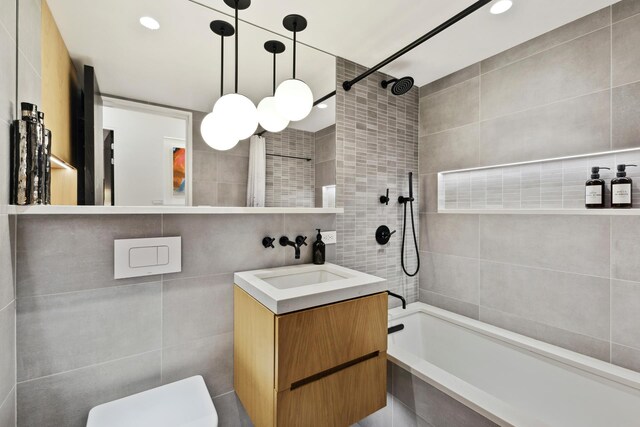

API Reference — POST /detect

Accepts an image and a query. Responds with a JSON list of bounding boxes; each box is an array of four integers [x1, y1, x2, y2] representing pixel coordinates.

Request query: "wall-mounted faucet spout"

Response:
[[279, 235, 307, 259]]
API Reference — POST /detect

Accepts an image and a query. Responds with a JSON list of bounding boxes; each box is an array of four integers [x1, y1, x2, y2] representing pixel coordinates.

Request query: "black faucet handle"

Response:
[[380, 188, 390, 205], [296, 235, 308, 246], [262, 237, 276, 249]]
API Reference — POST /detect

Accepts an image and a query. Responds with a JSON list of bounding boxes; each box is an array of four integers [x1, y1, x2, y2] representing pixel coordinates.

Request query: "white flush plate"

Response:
[[114, 237, 181, 279]]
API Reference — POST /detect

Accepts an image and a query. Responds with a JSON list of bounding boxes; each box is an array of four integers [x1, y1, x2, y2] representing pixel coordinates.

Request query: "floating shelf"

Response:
[[438, 209, 640, 216], [10, 205, 344, 215]]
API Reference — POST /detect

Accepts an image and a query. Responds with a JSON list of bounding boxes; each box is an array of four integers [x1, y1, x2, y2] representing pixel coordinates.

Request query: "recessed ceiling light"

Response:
[[139, 16, 160, 30], [317, 103, 328, 109], [490, 0, 512, 15]]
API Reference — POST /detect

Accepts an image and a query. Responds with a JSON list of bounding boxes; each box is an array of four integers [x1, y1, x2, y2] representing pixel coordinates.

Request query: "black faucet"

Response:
[[279, 235, 307, 259], [387, 291, 407, 309]]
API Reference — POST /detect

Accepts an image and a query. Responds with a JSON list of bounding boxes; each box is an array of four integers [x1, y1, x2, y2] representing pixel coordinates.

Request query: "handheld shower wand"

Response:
[[398, 172, 420, 277]]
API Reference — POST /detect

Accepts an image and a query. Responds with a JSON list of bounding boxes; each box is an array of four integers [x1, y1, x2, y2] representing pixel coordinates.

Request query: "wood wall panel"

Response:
[[42, 0, 79, 205]]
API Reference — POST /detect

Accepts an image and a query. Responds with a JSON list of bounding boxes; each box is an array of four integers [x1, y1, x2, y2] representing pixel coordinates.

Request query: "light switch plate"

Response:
[[114, 237, 181, 279], [322, 230, 337, 245]]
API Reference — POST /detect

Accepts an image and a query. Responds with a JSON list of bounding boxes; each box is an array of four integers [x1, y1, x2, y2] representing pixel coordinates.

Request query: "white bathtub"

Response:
[[387, 303, 640, 427]]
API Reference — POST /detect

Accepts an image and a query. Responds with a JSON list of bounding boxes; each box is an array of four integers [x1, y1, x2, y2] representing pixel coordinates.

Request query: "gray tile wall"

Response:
[[314, 124, 336, 207], [265, 127, 315, 208], [14, 212, 336, 427], [0, 0, 17, 425], [0, 215, 15, 427], [418, 1, 640, 372], [335, 58, 420, 304]]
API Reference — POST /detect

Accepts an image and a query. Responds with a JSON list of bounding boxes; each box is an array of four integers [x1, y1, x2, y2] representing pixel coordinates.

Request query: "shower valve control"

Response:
[[375, 225, 396, 245], [262, 237, 276, 249], [380, 189, 390, 205]]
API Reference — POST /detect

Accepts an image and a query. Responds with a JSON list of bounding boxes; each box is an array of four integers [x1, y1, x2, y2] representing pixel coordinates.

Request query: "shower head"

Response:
[[381, 76, 414, 96]]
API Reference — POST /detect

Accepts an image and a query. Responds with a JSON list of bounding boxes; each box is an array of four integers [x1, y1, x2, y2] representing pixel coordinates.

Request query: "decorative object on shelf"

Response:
[[201, 20, 239, 150], [379, 188, 390, 205], [213, 0, 258, 140], [275, 14, 313, 122], [375, 225, 396, 245], [257, 40, 289, 133], [10, 102, 52, 205]]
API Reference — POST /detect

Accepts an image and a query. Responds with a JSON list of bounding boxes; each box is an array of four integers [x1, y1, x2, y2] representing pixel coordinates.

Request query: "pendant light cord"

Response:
[[220, 34, 224, 97], [272, 51, 276, 95], [234, 1, 239, 93], [292, 22, 297, 79]]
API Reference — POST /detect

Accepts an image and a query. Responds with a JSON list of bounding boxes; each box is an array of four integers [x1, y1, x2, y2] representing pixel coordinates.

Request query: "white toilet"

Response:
[[86, 376, 218, 427]]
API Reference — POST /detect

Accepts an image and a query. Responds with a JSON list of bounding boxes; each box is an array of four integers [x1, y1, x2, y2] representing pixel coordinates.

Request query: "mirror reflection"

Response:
[[31, 0, 337, 207]]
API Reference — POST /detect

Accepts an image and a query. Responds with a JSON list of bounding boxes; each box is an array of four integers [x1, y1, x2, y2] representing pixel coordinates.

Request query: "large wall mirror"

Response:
[[21, 0, 336, 208]]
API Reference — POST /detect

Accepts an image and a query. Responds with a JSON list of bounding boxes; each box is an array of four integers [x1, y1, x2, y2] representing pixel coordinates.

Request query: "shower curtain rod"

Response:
[[266, 153, 312, 161], [342, 0, 492, 91], [256, 0, 490, 136]]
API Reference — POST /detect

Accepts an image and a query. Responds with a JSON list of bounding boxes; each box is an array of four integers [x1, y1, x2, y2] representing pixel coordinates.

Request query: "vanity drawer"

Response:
[[275, 351, 387, 427], [275, 292, 387, 390]]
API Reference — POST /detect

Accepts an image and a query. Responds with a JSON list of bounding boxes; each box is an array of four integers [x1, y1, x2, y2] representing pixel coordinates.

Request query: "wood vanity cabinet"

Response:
[[233, 286, 388, 427]]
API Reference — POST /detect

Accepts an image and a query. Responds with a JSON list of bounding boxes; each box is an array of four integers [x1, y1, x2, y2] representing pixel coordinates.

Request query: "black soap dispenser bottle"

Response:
[[312, 229, 325, 265], [585, 166, 610, 209], [611, 164, 637, 208]]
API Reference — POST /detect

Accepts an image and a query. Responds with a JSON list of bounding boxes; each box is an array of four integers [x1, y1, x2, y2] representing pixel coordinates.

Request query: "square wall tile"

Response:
[[17, 351, 161, 427], [17, 215, 162, 296], [480, 215, 610, 277], [17, 283, 161, 381]]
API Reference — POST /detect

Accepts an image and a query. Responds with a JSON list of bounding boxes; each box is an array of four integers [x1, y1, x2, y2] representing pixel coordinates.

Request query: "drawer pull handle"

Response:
[[290, 351, 380, 390]]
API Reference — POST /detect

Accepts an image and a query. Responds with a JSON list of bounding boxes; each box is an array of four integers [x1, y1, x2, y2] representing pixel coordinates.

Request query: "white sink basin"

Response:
[[234, 263, 386, 314]]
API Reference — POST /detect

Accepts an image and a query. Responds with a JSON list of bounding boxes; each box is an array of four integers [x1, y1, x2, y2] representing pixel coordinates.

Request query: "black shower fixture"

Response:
[[381, 77, 414, 96]]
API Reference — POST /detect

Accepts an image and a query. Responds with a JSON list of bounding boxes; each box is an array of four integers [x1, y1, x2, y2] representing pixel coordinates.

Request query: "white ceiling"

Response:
[[46, 0, 336, 132], [48, 0, 617, 133]]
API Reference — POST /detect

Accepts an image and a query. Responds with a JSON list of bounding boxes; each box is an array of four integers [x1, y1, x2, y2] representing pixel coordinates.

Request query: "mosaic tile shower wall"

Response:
[[335, 57, 420, 302], [265, 128, 315, 208]]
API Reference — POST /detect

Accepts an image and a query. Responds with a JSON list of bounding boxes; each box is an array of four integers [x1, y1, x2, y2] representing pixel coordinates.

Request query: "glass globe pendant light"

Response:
[[257, 40, 289, 133], [213, 0, 258, 140], [201, 20, 238, 151], [275, 14, 313, 122]]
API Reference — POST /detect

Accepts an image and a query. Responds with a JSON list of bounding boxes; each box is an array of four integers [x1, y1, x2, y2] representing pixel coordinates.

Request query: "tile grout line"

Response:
[[418, 242, 615, 282], [477, 76, 482, 310], [0, 384, 16, 415], [422, 12, 612, 101], [480, 19, 611, 78], [160, 214, 164, 385], [16, 280, 162, 301], [477, 304, 612, 345], [16, 348, 161, 386], [423, 86, 612, 140], [609, 5, 614, 364]]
